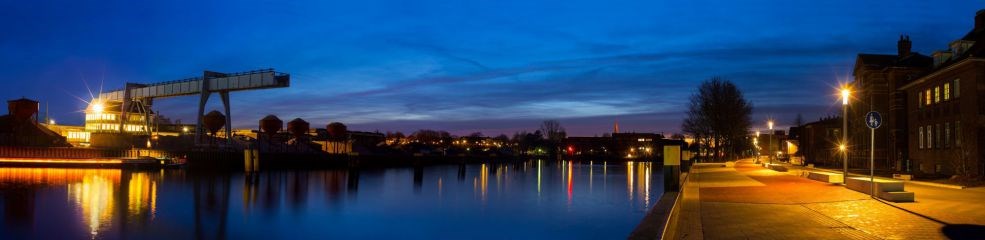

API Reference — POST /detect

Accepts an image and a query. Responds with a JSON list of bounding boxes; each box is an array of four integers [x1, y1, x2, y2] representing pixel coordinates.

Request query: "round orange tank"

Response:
[[287, 118, 309, 138], [203, 111, 226, 135], [327, 122, 348, 139], [259, 115, 283, 134]]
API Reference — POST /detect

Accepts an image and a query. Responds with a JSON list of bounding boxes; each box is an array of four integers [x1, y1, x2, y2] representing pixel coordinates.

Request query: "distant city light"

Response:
[[48, 119, 55, 125], [182, 127, 189, 133]]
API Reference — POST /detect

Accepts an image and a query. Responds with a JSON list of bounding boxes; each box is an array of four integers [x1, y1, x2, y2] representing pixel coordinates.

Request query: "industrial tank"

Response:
[[287, 118, 309, 138], [259, 115, 283, 134], [203, 111, 226, 135], [327, 122, 347, 139]]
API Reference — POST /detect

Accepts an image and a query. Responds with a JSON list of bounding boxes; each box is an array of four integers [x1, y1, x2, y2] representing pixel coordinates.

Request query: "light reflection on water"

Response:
[[0, 160, 661, 239]]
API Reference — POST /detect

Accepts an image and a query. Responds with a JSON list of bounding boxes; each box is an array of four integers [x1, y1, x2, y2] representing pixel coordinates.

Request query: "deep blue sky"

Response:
[[0, 1, 980, 136]]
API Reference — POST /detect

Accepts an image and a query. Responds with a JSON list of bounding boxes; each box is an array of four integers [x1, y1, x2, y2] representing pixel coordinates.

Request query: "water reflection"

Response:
[[0, 160, 661, 239], [69, 174, 115, 238], [0, 168, 167, 239]]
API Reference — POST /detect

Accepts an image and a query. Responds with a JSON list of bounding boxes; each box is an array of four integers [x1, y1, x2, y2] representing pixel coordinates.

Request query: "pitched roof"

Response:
[[854, 53, 931, 75], [856, 54, 897, 67]]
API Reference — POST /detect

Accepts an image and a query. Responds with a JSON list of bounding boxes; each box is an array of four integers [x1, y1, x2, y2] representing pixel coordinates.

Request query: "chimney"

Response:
[[898, 35, 911, 57], [977, 10, 985, 31]]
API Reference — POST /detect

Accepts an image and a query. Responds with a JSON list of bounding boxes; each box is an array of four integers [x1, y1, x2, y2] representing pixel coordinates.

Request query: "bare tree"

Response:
[[540, 120, 567, 156], [681, 77, 753, 162], [540, 120, 566, 143], [411, 129, 442, 144]]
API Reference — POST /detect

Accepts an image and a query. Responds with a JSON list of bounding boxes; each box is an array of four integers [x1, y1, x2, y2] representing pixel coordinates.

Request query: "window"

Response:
[[954, 79, 960, 98], [927, 125, 933, 149], [944, 83, 951, 101], [954, 122, 961, 146], [935, 124, 941, 148], [918, 92, 924, 108], [918, 126, 924, 149], [934, 86, 940, 103], [945, 122, 951, 148], [925, 89, 932, 105]]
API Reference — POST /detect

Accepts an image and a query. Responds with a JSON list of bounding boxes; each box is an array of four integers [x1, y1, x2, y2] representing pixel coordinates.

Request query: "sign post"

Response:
[[664, 145, 682, 192], [865, 111, 882, 197]]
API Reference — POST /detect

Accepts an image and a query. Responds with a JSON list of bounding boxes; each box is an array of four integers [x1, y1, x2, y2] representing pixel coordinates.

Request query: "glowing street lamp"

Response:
[[91, 100, 105, 114], [840, 86, 851, 183], [48, 119, 55, 125], [768, 119, 774, 165]]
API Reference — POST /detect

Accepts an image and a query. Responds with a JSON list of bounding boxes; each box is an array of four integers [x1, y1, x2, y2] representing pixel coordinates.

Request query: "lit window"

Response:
[[925, 89, 932, 105], [934, 86, 940, 103], [944, 83, 951, 101]]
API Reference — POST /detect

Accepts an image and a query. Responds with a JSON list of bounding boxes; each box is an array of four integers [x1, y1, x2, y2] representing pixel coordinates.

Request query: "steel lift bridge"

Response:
[[97, 69, 290, 145]]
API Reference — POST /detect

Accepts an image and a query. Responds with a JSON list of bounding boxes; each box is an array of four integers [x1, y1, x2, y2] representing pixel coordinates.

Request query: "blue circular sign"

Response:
[[865, 111, 882, 129]]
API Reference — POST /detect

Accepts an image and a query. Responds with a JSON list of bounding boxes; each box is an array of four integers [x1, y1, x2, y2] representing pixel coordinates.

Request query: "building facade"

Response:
[[851, 36, 932, 171], [899, 10, 985, 177], [563, 132, 669, 160], [797, 117, 842, 167]]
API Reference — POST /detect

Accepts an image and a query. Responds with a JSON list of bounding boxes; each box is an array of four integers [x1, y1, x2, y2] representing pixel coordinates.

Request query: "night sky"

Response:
[[1, 1, 980, 136]]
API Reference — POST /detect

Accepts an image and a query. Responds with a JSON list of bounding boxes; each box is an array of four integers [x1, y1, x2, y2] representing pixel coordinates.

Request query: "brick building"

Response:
[[797, 117, 842, 167], [898, 10, 985, 177], [850, 36, 932, 171]]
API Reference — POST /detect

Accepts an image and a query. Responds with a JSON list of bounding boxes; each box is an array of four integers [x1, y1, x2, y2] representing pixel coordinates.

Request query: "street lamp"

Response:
[[755, 131, 761, 162], [768, 119, 774, 165], [91, 100, 104, 114], [840, 86, 851, 183]]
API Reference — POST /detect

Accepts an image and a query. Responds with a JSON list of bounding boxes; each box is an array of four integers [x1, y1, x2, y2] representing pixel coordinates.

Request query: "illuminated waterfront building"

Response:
[[84, 98, 153, 135]]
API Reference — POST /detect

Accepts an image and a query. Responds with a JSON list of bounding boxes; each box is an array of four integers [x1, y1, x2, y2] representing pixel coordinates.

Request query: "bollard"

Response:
[[664, 145, 682, 192]]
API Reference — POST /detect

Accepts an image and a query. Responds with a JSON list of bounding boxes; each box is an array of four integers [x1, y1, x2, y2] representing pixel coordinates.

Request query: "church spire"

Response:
[[614, 120, 620, 134]]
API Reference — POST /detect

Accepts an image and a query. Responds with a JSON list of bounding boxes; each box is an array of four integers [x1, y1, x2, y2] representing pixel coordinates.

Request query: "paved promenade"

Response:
[[793, 166, 985, 227], [673, 159, 983, 240]]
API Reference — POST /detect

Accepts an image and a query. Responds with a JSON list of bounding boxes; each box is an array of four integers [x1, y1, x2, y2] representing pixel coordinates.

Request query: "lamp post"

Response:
[[841, 87, 850, 183], [755, 131, 761, 162], [768, 120, 774, 165]]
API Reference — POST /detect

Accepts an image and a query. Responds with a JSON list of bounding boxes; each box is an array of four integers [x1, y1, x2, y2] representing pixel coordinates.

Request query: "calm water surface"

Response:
[[0, 160, 662, 239]]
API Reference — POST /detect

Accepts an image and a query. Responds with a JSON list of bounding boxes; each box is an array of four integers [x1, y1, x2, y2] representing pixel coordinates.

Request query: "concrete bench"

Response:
[[766, 164, 788, 172], [892, 174, 913, 180], [845, 177, 914, 202], [724, 161, 735, 167], [880, 191, 915, 202], [807, 172, 843, 183]]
